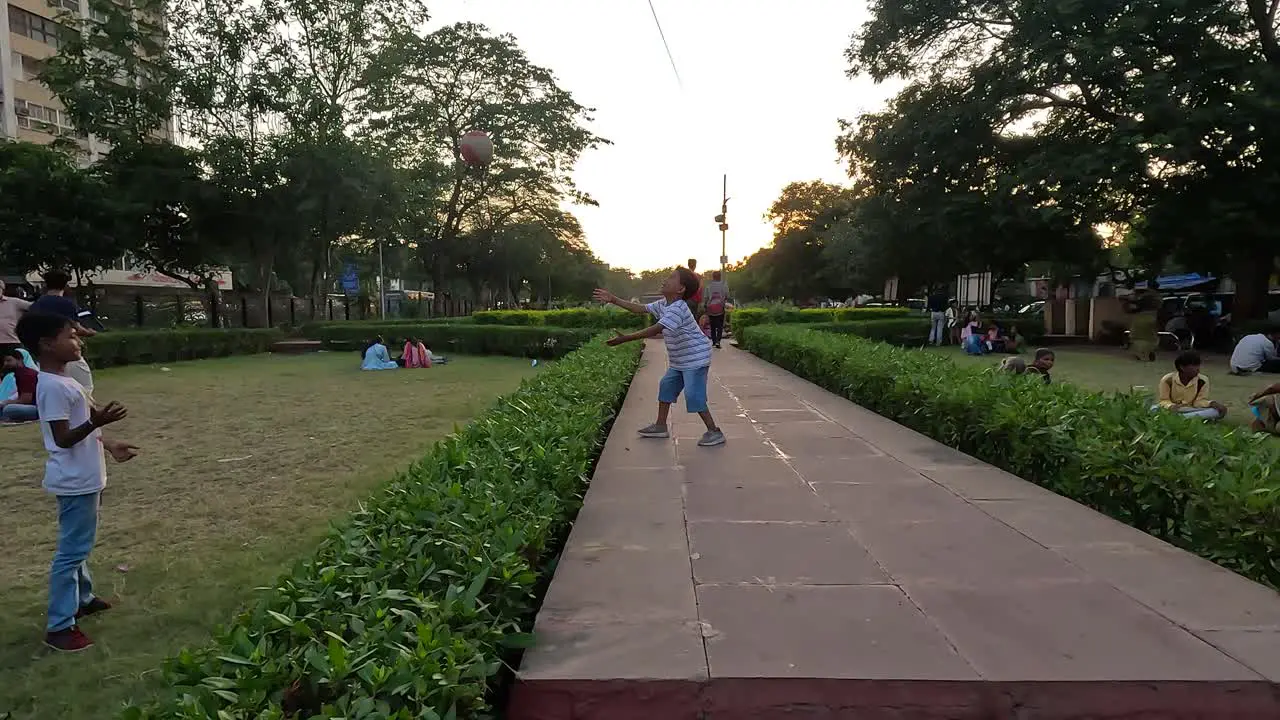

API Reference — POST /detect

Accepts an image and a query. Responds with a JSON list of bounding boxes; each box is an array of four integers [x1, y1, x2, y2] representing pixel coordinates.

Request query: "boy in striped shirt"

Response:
[[595, 267, 725, 446]]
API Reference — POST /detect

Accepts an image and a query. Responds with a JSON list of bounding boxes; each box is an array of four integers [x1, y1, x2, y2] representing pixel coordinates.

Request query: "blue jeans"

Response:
[[48, 493, 100, 632], [658, 366, 710, 413], [928, 312, 947, 345], [2, 403, 38, 422]]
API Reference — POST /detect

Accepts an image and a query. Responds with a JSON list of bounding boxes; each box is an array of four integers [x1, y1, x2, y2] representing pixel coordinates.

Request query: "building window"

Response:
[[8, 6, 64, 48], [14, 99, 76, 136], [47, 0, 80, 12], [10, 52, 47, 82]]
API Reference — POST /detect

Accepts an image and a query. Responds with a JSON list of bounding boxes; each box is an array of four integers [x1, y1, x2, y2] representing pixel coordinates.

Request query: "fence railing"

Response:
[[75, 288, 478, 330]]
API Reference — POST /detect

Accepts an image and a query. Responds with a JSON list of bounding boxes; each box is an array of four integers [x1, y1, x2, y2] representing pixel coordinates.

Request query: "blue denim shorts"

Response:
[[658, 366, 709, 413]]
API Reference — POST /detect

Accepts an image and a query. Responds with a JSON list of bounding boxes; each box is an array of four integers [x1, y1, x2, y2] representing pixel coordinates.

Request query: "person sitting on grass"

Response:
[[983, 322, 1009, 353], [401, 337, 432, 368], [593, 267, 725, 447], [1153, 351, 1228, 421], [1229, 325, 1280, 375], [961, 313, 984, 355], [1006, 324, 1024, 353], [0, 347, 40, 423], [1248, 381, 1280, 436], [16, 311, 138, 653], [361, 335, 398, 371]]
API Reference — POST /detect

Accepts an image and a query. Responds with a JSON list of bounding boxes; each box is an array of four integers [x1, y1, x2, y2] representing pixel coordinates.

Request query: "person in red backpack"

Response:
[[704, 270, 729, 349]]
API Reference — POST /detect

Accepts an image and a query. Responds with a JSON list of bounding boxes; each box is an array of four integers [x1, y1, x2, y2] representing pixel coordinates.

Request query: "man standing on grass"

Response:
[[0, 279, 32, 355], [926, 288, 948, 346], [30, 270, 97, 399]]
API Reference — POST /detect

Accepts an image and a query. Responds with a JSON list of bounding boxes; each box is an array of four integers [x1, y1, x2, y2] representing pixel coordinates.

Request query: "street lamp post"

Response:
[[715, 174, 730, 271], [378, 238, 386, 319]]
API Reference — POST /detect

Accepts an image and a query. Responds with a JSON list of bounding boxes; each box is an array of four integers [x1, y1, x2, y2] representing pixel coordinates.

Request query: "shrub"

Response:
[[730, 306, 911, 332], [808, 319, 932, 345], [307, 323, 596, 359], [122, 338, 641, 719], [299, 317, 469, 335], [739, 325, 1280, 588], [472, 308, 647, 329], [795, 316, 1044, 347], [83, 328, 286, 368]]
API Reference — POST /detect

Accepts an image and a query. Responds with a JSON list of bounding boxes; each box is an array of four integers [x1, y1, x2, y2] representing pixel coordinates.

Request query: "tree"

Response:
[[94, 140, 229, 289], [365, 22, 608, 309], [846, 0, 1280, 318], [0, 141, 124, 274]]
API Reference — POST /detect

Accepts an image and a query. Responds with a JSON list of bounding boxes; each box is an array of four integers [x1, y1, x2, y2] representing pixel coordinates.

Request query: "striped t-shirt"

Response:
[[647, 298, 712, 370]]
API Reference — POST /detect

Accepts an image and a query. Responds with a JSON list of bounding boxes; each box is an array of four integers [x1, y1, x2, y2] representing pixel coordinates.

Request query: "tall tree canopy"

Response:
[[841, 0, 1280, 317]]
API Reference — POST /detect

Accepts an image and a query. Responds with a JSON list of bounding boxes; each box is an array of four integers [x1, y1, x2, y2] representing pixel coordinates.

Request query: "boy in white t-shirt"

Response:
[[594, 267, 725, 446], [16, 312, 138, 653]]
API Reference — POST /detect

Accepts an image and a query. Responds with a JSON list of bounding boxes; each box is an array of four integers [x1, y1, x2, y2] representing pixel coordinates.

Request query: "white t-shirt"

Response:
[[1231, 333, 1278, 373], [36, 371, 107, 496], [646, 298, 712, 370]]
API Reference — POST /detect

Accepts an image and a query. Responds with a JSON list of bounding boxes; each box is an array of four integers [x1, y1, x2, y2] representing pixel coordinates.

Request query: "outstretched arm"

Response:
[[594, 289, 649, 316], [606, 323, 663, 346], [1250, 383, 1280, 402]]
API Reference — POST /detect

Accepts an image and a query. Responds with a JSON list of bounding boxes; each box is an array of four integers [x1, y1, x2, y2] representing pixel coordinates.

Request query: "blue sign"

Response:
[[341, 264, 360, 295]]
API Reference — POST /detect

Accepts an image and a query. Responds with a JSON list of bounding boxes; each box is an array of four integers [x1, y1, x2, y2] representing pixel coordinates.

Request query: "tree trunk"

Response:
[[1231, 251, 1276, 322]]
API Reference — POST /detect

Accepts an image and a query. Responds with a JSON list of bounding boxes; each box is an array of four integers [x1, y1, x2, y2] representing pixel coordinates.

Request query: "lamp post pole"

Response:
[[378, 238, 386, 319], [720, 174, 728, 271]]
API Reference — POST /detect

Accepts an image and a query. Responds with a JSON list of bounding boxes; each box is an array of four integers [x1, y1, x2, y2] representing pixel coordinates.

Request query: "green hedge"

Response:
[[123, 338, 640, 719], [804, 316, 1044, 346], [730, 306, 912, 332], [300, 317, 470, 335], [83, 328, 285, 368], [740, 326, 1280, 588], [472, 308, 647, 329], [307, 323, 596, 359]]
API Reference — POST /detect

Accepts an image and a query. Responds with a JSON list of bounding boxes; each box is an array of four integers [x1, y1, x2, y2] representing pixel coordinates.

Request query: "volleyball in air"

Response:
[[459, 130, 494, 166]]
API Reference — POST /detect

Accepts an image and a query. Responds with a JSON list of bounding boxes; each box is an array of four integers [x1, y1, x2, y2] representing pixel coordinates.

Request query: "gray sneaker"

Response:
[[638, 423, 670, 438], [697, 429, 727, 447]]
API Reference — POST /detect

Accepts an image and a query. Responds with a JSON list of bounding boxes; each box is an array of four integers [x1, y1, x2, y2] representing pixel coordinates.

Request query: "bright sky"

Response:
[[428, 0, 895, 272]]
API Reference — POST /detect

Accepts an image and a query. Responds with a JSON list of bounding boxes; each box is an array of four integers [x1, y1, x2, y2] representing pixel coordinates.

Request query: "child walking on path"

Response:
[[594, 267, 726, 447], [17, 312, 138, 653]]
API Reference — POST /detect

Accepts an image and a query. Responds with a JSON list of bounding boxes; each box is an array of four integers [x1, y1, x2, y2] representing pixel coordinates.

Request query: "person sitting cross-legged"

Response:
[[0, 348, 39, 423], [1154, 351, 1227, 421]]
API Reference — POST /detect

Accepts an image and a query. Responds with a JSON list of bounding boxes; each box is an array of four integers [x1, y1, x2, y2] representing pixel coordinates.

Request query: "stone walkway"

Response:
[[509, 341, 1280, 719]]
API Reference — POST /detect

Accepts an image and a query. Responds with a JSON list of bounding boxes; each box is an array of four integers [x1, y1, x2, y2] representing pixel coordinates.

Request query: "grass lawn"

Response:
[[0, 352, 536, 719], [926, 345, 1269, 425]]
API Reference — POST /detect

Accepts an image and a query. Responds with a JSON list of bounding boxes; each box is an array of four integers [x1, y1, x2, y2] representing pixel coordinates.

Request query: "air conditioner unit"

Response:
[[15, 106, 30, 116]]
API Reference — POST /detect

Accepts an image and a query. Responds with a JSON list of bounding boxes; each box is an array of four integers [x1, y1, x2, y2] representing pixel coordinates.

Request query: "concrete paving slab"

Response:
[[689, 521, 888, 585], [907, 580, 1263, 681], [699, 584, 978, 680], [511, 342, 1280, 718]]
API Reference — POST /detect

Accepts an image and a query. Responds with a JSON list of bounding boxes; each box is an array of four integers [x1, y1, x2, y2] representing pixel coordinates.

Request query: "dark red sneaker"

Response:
[[76, 598, 112, 619], [44, 625, 94, 653]]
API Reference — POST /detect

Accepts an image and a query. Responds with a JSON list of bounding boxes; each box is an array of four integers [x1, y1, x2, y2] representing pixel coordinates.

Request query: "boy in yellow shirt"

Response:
[[1155, 351, 1227, 421]]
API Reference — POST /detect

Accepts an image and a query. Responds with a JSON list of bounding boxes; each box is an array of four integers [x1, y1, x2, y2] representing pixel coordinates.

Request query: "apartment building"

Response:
[[1, 0, 171, 161]]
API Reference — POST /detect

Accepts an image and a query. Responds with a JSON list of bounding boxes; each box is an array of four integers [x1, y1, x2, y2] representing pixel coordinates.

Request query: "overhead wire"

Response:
[[646, 0, 684, 90]]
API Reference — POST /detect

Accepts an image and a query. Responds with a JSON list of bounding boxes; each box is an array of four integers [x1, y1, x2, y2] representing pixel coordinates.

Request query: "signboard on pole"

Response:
[[341, 264, 359, 295]]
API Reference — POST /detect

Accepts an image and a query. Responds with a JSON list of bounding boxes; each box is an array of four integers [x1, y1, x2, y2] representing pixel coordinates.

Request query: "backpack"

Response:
[[707, 287, 725, 315]]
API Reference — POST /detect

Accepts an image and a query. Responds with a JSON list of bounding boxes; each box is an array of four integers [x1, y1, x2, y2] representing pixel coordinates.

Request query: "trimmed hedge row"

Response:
[[308, 323, 596, 359], [300, 317, 470, 335], [123, 338, 641, 719], [472, 308, 647, 329], [805, 316, 1045, 346], [83, 328, 285, 368], [730, 306, 911, 331], [740, 326, 1280, 588]]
